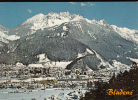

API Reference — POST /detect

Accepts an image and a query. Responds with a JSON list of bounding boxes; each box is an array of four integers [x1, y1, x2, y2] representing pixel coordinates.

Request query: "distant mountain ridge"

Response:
[[0, 12, 137, 70]]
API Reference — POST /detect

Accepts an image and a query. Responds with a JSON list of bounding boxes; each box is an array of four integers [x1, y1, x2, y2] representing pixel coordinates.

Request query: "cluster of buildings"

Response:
[[0, 61, 133, 89]]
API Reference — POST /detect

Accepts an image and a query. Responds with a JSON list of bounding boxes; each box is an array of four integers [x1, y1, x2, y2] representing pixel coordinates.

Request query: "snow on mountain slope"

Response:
[[77, 48, 94, 58], [0, 31, 20, 42], [91, 49, 113, 68], [0, 31, 9, 43], [126, 57, 138, 63], [111, 25, 138, 43], [0, 25, 20, 42], [7, 35, 20, 41], [85, 18, 138, 44], [37, 53, 72, 68], [112, 60, 130, 71]]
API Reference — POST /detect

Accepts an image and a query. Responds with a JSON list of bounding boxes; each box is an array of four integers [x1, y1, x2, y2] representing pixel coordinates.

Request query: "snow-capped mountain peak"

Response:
[[22, 13, 45, 25], [97, 19, 112, 29], [13, 11, 138, 44], [98, 19, 108, 25], [22, 12, 83, 31]]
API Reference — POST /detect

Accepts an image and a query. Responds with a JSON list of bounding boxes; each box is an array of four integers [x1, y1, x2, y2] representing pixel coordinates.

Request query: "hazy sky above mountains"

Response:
[[0, 2, 138, 30]]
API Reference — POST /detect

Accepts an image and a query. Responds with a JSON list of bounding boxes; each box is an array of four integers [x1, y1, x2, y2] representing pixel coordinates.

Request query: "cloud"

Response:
[[80, 2, 94, 7], [81, 2, 86, 6], [27, 9, 32, 13], [69, 2, 76, 5], [88, 2, 94, 6]]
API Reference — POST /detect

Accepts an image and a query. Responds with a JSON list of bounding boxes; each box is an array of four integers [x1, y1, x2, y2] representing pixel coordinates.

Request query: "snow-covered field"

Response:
[[0, 88, 86, 100]]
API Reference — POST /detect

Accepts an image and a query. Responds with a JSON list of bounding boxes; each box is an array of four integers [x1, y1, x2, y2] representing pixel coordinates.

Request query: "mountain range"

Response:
[[0, 12, 137, 70]]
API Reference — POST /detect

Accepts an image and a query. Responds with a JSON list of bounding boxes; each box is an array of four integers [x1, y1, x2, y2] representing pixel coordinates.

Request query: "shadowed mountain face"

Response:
[[0, 12, 137, 70]]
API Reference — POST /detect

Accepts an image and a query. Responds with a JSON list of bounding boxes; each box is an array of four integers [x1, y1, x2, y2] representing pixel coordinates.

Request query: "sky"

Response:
[[0, 2, 138, 30]]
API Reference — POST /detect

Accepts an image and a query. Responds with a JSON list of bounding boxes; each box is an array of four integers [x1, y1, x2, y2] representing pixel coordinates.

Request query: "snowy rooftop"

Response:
[[28, 64, 43, 68]]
